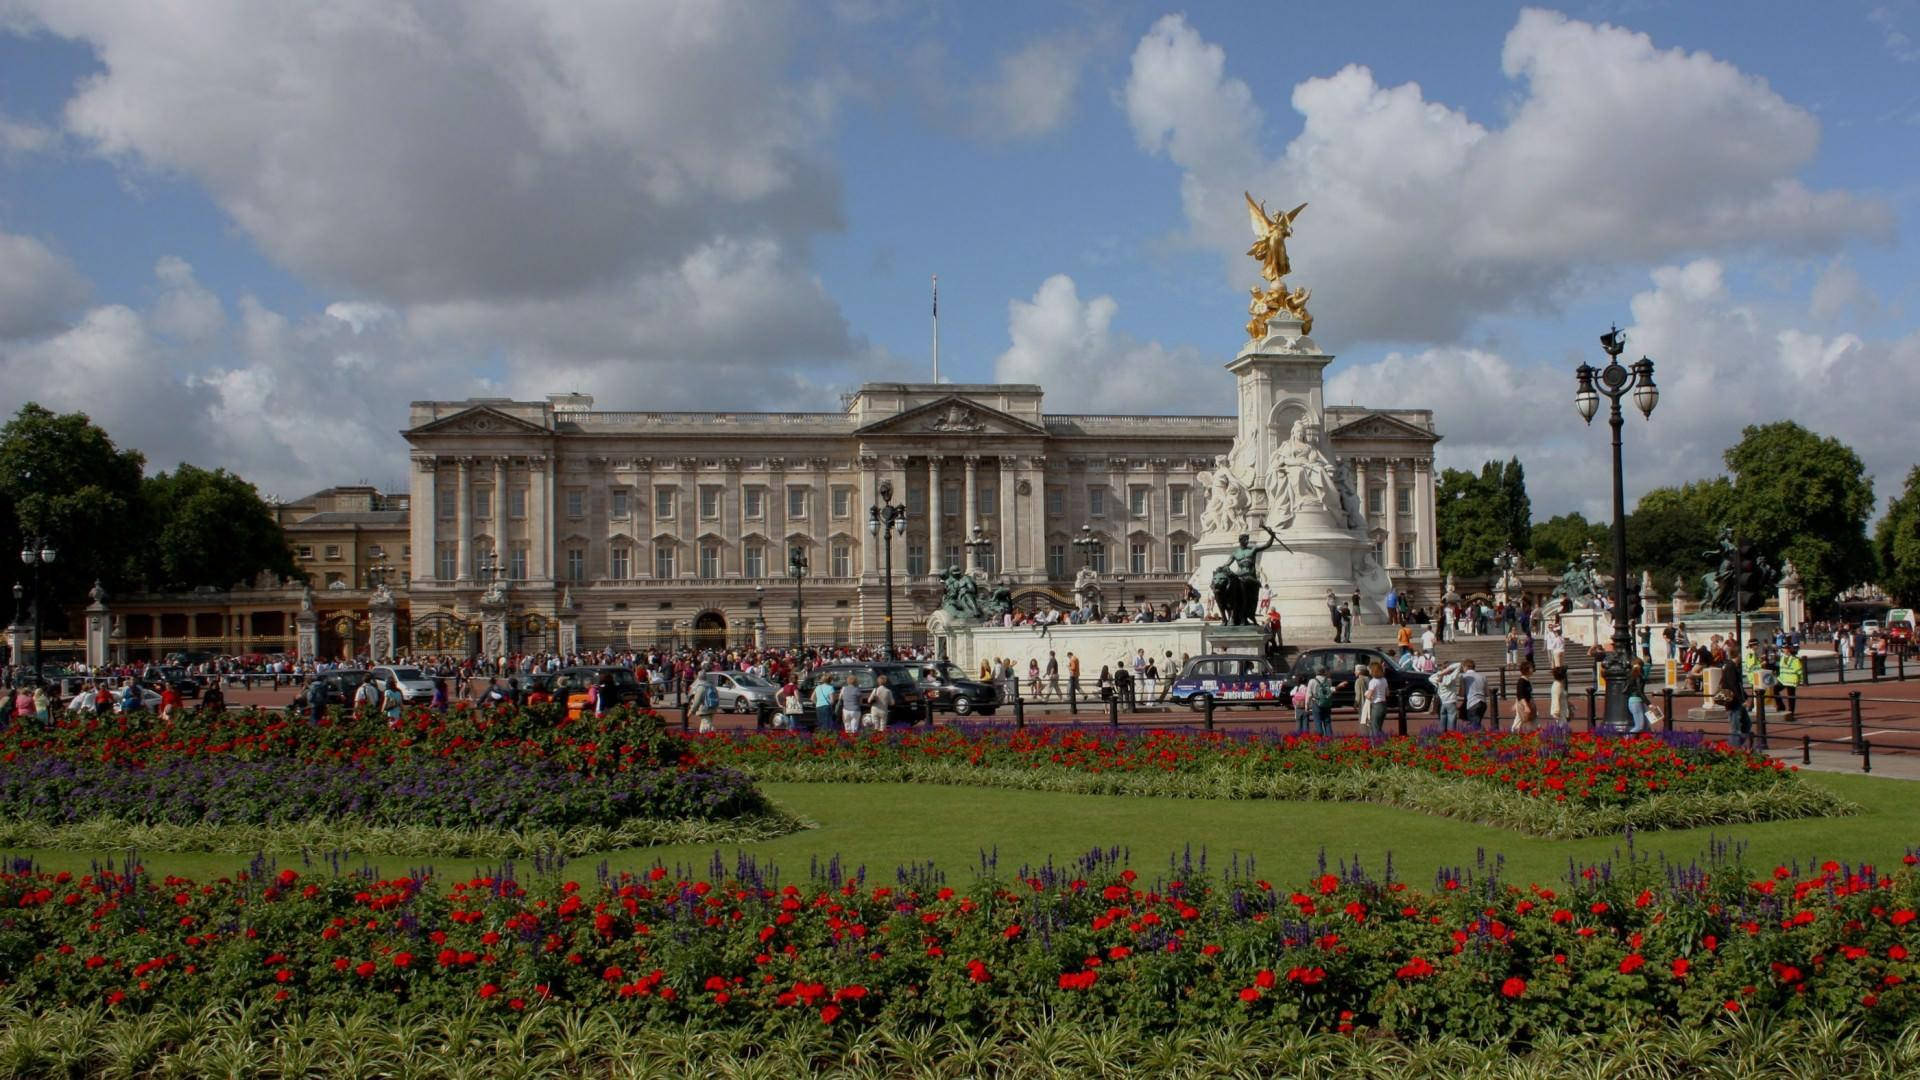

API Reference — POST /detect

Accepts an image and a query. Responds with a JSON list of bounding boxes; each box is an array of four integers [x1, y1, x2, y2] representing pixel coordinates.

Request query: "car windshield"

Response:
[[388, 667, 426, 681], [587, 669, 641, 688], [731, 673, 776, 688]]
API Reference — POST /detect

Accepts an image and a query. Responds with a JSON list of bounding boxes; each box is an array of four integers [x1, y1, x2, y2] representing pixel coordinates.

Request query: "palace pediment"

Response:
[[1327, 413, 1436, 442], [407, 405, 550, 437], [853, 395, 1048, 437]]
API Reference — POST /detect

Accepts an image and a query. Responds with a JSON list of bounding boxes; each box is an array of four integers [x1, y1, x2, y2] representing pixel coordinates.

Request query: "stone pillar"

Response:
[[492, 457, 509, 571], [530, 454, 551, 582], [84, 584, 110, 670], [296, 609, 319, 659], [860, 454, 880, 575], [368, 593, 397, 663], [927, 457, 944, 575], [479, 588, 508, 662], [5, 621, 25, 669], [1640, 570, 1660, 626], [1025, 456, 1047, 582], [455, 458, 473, 581], [413, 457, 439, 582], [963, 456, 979, 572], [1385, 459, 1401, 569], [1415, 460, 1436, 569], [1351, 459, 1369, 528], [1670, 577, 1692, 619], [997, 455, 1016, 578]]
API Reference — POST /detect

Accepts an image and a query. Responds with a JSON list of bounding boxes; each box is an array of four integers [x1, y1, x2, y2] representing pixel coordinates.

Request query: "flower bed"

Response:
[[0, 707, 794, 855], [2, 842, 1915, 1043], [688, 726, 1851, 837]]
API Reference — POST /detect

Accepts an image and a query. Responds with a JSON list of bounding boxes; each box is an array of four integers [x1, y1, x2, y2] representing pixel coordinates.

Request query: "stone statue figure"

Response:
[[1265, 419, 1340, 529], [299, 583, 316, 613], [1333, 460, 1365, 531], [369, 581, 395, 608], [984, 581, 1014, 620], [1699, 527, 1779, 613], [1197, 454, 1251, 537], [939, 565, 984, 621], [1211, 525, 1282, 626], [481, 577, 509, 608], [1549, 561, 1599, 610], [88, 580, 108, 606], [1072, 565, 1101, 611], [1245, 193, 1307, 286]]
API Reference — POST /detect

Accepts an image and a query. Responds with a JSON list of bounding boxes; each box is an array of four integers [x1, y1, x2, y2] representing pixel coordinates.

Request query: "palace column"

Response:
[[860, 454, 880, 575], [492, 457, 509, 570], [412, 457, 438, 582], [926, 457, 944, 576], [1026, 456, 1047, 582], [1385, 458, 1402, 569], [963, 456, 980, 572], [455, 458, 473, 581], [997, 456, 1016, 578], [1416, 460, 1436, 569], [529, 455, 550, 582], [1351, 458, 1369, 529]]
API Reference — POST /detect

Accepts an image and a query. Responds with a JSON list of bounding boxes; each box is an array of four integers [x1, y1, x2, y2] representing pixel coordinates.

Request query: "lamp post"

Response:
[[1492, 546, 1519, 602], [753, 584, 767, 650], [1115, 573, 1128, 618], [1574, 325, 1659, 731], [867, 480, 908, 657], [366, 551, 391, 589], [1071, 524, 1101, 569], [787, 548, 809, 650], [962, 524, 993, 576], [18, 537, 55, 683]]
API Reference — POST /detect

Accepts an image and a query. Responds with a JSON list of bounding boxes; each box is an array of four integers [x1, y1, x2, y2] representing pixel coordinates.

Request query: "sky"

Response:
[[0, 0, 1914, 522]]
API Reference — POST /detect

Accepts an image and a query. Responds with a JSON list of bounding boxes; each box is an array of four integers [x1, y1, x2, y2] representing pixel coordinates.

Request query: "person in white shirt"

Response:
[[864, 678, 893, 731], [1420, 627, 1436, 653]]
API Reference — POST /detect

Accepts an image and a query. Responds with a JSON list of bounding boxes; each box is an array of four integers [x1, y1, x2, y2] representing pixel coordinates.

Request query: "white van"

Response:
[[370, 665, 437, 703]]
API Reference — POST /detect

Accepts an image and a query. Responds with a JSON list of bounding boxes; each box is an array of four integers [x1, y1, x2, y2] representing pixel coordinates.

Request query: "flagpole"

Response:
[[931, 274, 940, 384]]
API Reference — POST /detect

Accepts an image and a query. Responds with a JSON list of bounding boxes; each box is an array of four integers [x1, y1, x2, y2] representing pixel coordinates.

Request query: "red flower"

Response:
[[1396, 956, 1436, 979], [1238, 987, 1261, 1003], [355, 961, 377, 978], [1891, 909, 1915, 927], [1254, 969, 1276, 989], [819, 1004, 842, 1024], [392, 951, 413, 968], [1618, 954, 1645, 975], [478, 983, 499, 999], [966, 960, 991, 984], [1501, 977, 1526, 998], [1671, 956, 1690, 978]]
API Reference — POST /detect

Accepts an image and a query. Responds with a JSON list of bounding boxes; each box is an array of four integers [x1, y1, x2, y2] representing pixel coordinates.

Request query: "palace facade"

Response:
[[399, 383, 1442, 653]]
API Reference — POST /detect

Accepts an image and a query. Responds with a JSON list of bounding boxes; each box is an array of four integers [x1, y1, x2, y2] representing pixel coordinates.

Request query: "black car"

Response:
[[155, 666, 201, 699], [287, 669, 372, 711], [796, 663, 930, 728], [901, 660, 1000, 716], [551, 666, 649, 712], [1286, 647, 1435, 711]]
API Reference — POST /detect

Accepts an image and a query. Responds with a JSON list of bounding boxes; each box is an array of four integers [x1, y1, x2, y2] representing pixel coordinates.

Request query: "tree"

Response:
[[1437, 461, 1529, 581], [1876, 467, 1920, 605], [0, 404, 150, 627], [1723, 421, 1874, 610], [1529, 512, 1608, 572], [1497, 458, 1531, 554], [141, 464, 299, 592], [1626, 478, 1732, 596]]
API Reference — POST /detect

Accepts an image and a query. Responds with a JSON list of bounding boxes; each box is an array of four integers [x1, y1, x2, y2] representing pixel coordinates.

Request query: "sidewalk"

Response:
[[1765, 745, 1920, 780]]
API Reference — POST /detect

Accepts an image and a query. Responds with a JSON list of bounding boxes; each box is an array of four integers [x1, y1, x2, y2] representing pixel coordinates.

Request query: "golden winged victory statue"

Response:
[[1244, 193, 1312, 339]]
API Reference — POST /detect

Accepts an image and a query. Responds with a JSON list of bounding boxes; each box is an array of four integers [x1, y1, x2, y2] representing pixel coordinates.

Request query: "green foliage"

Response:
[[1723, 421, 1875, 610], [140, 463, 300, 591], [1628, 478, 1733, 594], [1437, 459, 1531, 579], [0, 403, 149, 618], [1528, 512, 1609, 573], [1875, 467, 1920, 606]]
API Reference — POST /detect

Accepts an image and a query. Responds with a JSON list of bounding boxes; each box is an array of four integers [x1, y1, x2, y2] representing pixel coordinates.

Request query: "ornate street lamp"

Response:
[[18, 537, 55, 683], [867, 480, 909, 658], [753, 584, 767, 649], [1492, 546, 1520, 602], [1071, 524, 1101, 570], [366, 551, 391, 589], [962, 523, 993, 575], [1574, 325, 1659, 731], [787, 547, 809, 650]]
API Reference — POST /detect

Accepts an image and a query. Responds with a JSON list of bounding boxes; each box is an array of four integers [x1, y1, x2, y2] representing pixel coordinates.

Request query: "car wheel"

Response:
[[1191, 694, 1213, 713], [953, 695, 974, 716], [1406, 690, 1432, 712], [732, 696, 750, 713]]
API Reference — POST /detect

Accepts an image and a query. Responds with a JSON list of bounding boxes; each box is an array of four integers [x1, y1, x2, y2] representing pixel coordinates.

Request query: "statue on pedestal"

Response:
[[299, 583, 316, 613], [1211, 526, 1282, 626], [369, 582, 395, 609], [1243, 194, 1311, 339], [938, 565, 984, 621], [1072, 566, 1102, 613], [1197, 454, 1252, 537], [1264, 419, 1339, 529], [481, 577, 509, 608]]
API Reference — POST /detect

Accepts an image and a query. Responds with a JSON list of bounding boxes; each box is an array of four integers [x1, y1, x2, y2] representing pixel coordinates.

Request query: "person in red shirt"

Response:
[[159, 684, 180, 721]]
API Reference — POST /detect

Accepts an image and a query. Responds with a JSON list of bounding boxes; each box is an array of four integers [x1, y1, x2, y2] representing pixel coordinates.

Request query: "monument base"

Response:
[[941, 620, 1282, 677], [1189, 520, 1390, 631]]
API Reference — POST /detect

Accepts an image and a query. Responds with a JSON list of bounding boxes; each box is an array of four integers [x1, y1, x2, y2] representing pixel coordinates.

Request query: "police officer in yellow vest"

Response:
[[1776, 643, 1804, 718]]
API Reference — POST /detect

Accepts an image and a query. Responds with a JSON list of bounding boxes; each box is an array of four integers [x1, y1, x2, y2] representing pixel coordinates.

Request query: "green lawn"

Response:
[[8, 771, 1917, 886]]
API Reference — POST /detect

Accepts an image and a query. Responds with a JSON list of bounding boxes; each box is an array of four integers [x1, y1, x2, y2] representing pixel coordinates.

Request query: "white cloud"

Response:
[[149, 256, 224, 341], [1871, 5, 1920, 63], [1809, 258, 1879, 321], [1326, 258, 1920, 518], [993, 274, 1225, 414], [1122, 10, 1892, 343], [0, 231, 89, 339], [0, 110, 52, 154], [970, 35, 1086, 140]]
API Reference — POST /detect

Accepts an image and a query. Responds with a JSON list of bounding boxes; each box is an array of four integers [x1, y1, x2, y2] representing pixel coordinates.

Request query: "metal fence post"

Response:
[[1753, 695, 1768, 751], [1013, 697, 1025, 729], [1203, 694, 1215, 732], [1660, 688, 1674, 734], [1396, 694, 1408, 736], [1107, 695, 1120, 728], [1585, 687, 1597, 732], [1802, 735, 1811, 765], [1068, 683, 1078, 716], [1862, 738, 1872, 774], [1850, 690, 1864, 755], [1900, 650, 1907, 681]]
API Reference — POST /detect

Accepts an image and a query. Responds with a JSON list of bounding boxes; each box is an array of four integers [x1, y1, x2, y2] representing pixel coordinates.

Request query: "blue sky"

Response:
[[0, 0, 1914, 517]]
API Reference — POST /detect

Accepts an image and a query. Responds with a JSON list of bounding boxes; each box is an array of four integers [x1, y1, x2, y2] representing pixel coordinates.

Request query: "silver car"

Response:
[[370, 665, 437, 703], [711, 671, 780, 713]]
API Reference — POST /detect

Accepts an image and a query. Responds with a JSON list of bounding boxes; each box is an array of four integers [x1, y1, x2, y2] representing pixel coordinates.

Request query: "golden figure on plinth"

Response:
[[1243, 192, 1311, 339]]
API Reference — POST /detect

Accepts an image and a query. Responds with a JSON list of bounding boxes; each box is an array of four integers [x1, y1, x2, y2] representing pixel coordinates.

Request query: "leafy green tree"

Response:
[[1875, 467, 1920, 605], [1529, 512, 1608, 572], [0, 404, 150, 626], [141, 464, 299, 592], [1437, 462, 1527, 580], [1723, 421, 1874, 609], [1498, 458, 1531, 554], [1626, 479, 1732, 597]]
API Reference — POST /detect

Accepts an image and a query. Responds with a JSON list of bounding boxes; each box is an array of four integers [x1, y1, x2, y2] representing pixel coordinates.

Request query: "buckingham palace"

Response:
[[399, 382, 1441, 652]]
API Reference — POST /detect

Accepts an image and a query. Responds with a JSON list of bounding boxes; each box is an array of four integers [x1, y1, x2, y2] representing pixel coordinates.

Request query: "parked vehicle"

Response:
[[152, 666, 201, 699], [65, 685, 162, 714], [550, 666, 649, 718], [1167, 654, 1288, 710], [1285, 647, 1435, 712], [901, 660, 1000, 716], [796, 662, 930, 727], [709, 671, 780, 714], [285, 669, 371, 712], [369, 665, 437, 703]]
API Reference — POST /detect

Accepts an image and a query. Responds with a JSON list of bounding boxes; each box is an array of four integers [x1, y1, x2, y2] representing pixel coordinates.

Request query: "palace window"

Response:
[[1129, 487, 1148, 518], [437, 488, 455, 518], [610, 546, 630, 580], [699, 487, 720, 520], [324, 545, 341, 561], [831, 542, 851, 578], [654, 545, 675, 579], [509, 545, 528, 580], [788, 486, 809, 519], [832, 487, 852, 518], [1397, 485, 1412, 515], [944, 544, 961, 571], [744, 543, 765, 579], [297, 545, 313, 561], [474, 488, 492, 518], [942, 483, 960, 517], [565, 547, 585, 582], [611, 489, 630, 520], [977, 485, 995, 515], [1130, 542, 1148, 575], [1396, 537, 1414, 569], [1171, 542, 1188, 574], [1088, 488, 1106, 517], [509, 487, 527, 518], [1046, 487, 1065, 516], [655, 487, 675, 520], [1366, 486, 1383, 516], [699, 543, 721, 579], [744, 487, 763, 519], [1088, 545, 1109, 573], [977, 550, 996, 575], [1047, 543, 1066, 579], [436, 544, 456, 581], [906, 485, 925, 515], [906, 543, 926, 577], [1169, 487, 1187, 517], [565, 490, 585, 519]]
